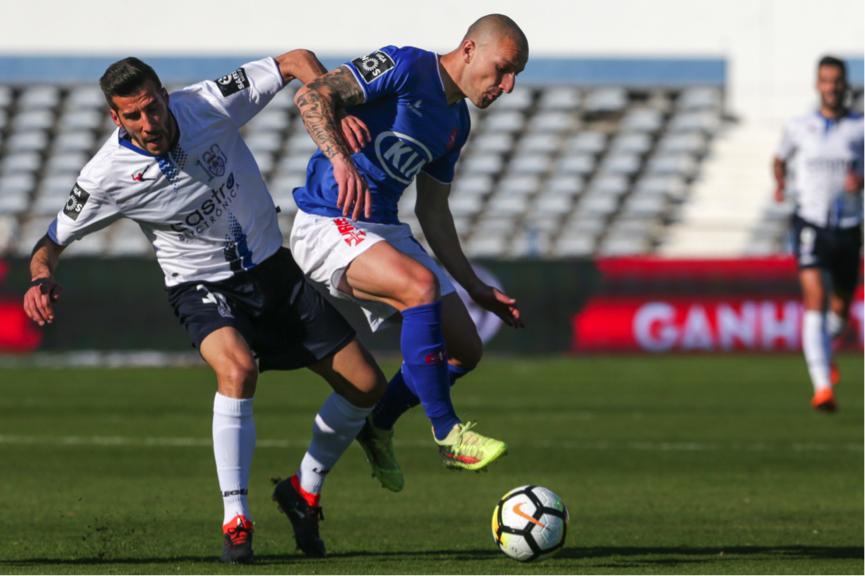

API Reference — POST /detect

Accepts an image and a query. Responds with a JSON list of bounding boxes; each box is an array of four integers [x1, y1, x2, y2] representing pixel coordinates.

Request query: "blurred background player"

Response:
[[22, 52, 387, 562], [290, 14, 528, 490], [773, 55, 864, 412]]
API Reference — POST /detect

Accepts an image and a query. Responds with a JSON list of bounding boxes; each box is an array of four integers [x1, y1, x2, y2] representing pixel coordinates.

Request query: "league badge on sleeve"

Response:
[[352, 51, 396, 84], [215, 68, 250, 97], [63, 183, 90, 221]]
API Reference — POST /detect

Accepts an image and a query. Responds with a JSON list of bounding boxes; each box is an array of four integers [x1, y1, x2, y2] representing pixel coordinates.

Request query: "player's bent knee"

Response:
[[217, 361, 258, 399], [347, 364, 387, 408], [403, 270, 440, 308], [333, 373, 383, 408]]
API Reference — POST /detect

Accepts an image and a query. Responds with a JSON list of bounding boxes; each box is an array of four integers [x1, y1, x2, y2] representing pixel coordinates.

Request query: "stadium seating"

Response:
[[3, 80, 855, 259]]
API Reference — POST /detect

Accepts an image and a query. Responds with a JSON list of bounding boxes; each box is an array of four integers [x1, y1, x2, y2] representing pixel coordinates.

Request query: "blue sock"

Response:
[[372, 364, 474, 430], [400, 302, 460, 441], [448, 363, 473, 385], [371, 363, 474, 431], [371, 364, 420, 431]]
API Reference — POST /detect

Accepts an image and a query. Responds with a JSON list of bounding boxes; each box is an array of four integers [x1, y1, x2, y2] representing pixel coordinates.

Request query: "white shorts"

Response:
[[290, 209, 455, 332]]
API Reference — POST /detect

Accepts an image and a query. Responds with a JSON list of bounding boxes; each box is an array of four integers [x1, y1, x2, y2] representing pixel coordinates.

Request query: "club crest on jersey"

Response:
[[374, 131, 433, 185], [63, 183, 90, 221], [199, 144, 227, 178], [215, 67, 250, 97], [333, 218, 367, 247], [352, 51, 396, 84]]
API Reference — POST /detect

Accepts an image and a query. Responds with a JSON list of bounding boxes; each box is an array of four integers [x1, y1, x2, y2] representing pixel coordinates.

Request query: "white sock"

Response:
[[826, 311, 847, 340], [297, 393, 372, 497], [802, 310, 831, 392], [213, 392, 256, 525]]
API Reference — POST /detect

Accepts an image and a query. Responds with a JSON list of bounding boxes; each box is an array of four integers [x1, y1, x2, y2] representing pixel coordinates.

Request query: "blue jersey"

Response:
[[293, 46, 471, 224]]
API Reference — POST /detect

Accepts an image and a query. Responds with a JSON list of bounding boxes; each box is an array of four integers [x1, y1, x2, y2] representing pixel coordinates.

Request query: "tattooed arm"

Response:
[[275, 51, 370, 155], [295, 66, 371, 220]]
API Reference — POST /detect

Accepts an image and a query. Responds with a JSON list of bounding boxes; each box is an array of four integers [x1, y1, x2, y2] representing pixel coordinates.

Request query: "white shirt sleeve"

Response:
[[194, 57, 285, 128], [775, 120, 797, 161], [47, 176, 123, 246]]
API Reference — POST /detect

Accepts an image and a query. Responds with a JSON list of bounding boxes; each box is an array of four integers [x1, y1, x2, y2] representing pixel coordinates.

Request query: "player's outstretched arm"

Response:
[[295, 67, 371, 221], [23, 235, 66, 326], [415, 173, 524, 328]]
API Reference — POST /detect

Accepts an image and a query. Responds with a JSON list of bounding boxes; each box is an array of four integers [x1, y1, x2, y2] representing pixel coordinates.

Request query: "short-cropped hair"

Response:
[[818, 55, 847, 80], [100, 57, 163, 110]]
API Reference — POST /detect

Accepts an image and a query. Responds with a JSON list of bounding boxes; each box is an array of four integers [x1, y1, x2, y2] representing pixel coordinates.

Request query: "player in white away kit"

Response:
[[774, 56, 864, 412], [22, 52, 386, 563]]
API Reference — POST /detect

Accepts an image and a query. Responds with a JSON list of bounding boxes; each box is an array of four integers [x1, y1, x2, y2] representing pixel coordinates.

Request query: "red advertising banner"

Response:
[[0, 300, 42, 353], [0, 261, 42, 353], [572, 256, 864, 353]]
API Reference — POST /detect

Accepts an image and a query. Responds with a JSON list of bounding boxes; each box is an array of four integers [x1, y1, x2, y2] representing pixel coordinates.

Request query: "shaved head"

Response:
[[438, 14, 529, 108], [463, 14, 528, 53]]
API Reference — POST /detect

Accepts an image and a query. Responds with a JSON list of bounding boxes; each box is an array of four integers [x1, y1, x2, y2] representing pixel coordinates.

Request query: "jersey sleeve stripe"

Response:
[[268, 57, 286, 88], [47, 219, 67, 246]]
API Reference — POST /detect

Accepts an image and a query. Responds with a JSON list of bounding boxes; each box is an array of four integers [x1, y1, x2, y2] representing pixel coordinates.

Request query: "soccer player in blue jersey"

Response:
[[290, 14, 528, 491]]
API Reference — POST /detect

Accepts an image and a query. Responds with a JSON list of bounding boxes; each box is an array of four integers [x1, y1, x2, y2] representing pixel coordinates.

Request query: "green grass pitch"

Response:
[[0, 354, 861, 574]]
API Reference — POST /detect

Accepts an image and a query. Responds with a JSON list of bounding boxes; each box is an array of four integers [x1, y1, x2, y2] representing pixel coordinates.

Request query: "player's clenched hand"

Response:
[[774, 186, 785, 203], [332, 156, 371, 221], [23, 277, 65, 326], [468, 284, 524, 329], [337, 111, 371, 154]]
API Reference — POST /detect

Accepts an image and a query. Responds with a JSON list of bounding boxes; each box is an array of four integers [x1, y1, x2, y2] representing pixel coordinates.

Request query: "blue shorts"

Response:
[[167, 247, 355, 372], [791, 215, 862, 294]]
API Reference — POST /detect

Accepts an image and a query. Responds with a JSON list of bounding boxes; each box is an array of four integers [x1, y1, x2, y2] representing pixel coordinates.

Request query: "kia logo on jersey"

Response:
[[374, 131, 433, 185]]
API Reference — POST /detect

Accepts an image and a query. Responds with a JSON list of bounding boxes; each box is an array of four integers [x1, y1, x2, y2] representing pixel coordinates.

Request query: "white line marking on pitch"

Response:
[[0, 435, 859, 452]]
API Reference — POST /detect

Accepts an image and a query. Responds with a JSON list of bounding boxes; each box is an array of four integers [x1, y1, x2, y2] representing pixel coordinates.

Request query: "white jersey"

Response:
[[48, 57, 285, 287], [776, 110, 864, 228]]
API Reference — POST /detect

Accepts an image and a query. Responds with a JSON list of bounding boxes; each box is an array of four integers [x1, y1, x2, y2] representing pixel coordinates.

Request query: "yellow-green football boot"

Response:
[[434, 421, 508, 471]]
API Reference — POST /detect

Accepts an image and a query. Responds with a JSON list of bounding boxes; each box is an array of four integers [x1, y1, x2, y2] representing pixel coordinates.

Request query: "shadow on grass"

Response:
[[557, 545, 864, 568], [1, 545, 862, 568]]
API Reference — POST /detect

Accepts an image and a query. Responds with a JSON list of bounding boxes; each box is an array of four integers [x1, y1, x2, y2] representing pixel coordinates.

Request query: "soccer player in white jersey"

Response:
[[774, 56, 864, 412], [22, 52, 385, 563], [289, 15, 527, 490]]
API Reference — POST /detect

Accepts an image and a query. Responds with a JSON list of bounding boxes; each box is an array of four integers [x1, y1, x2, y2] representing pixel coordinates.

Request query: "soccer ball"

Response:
[[491, 485, 569, 562]]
